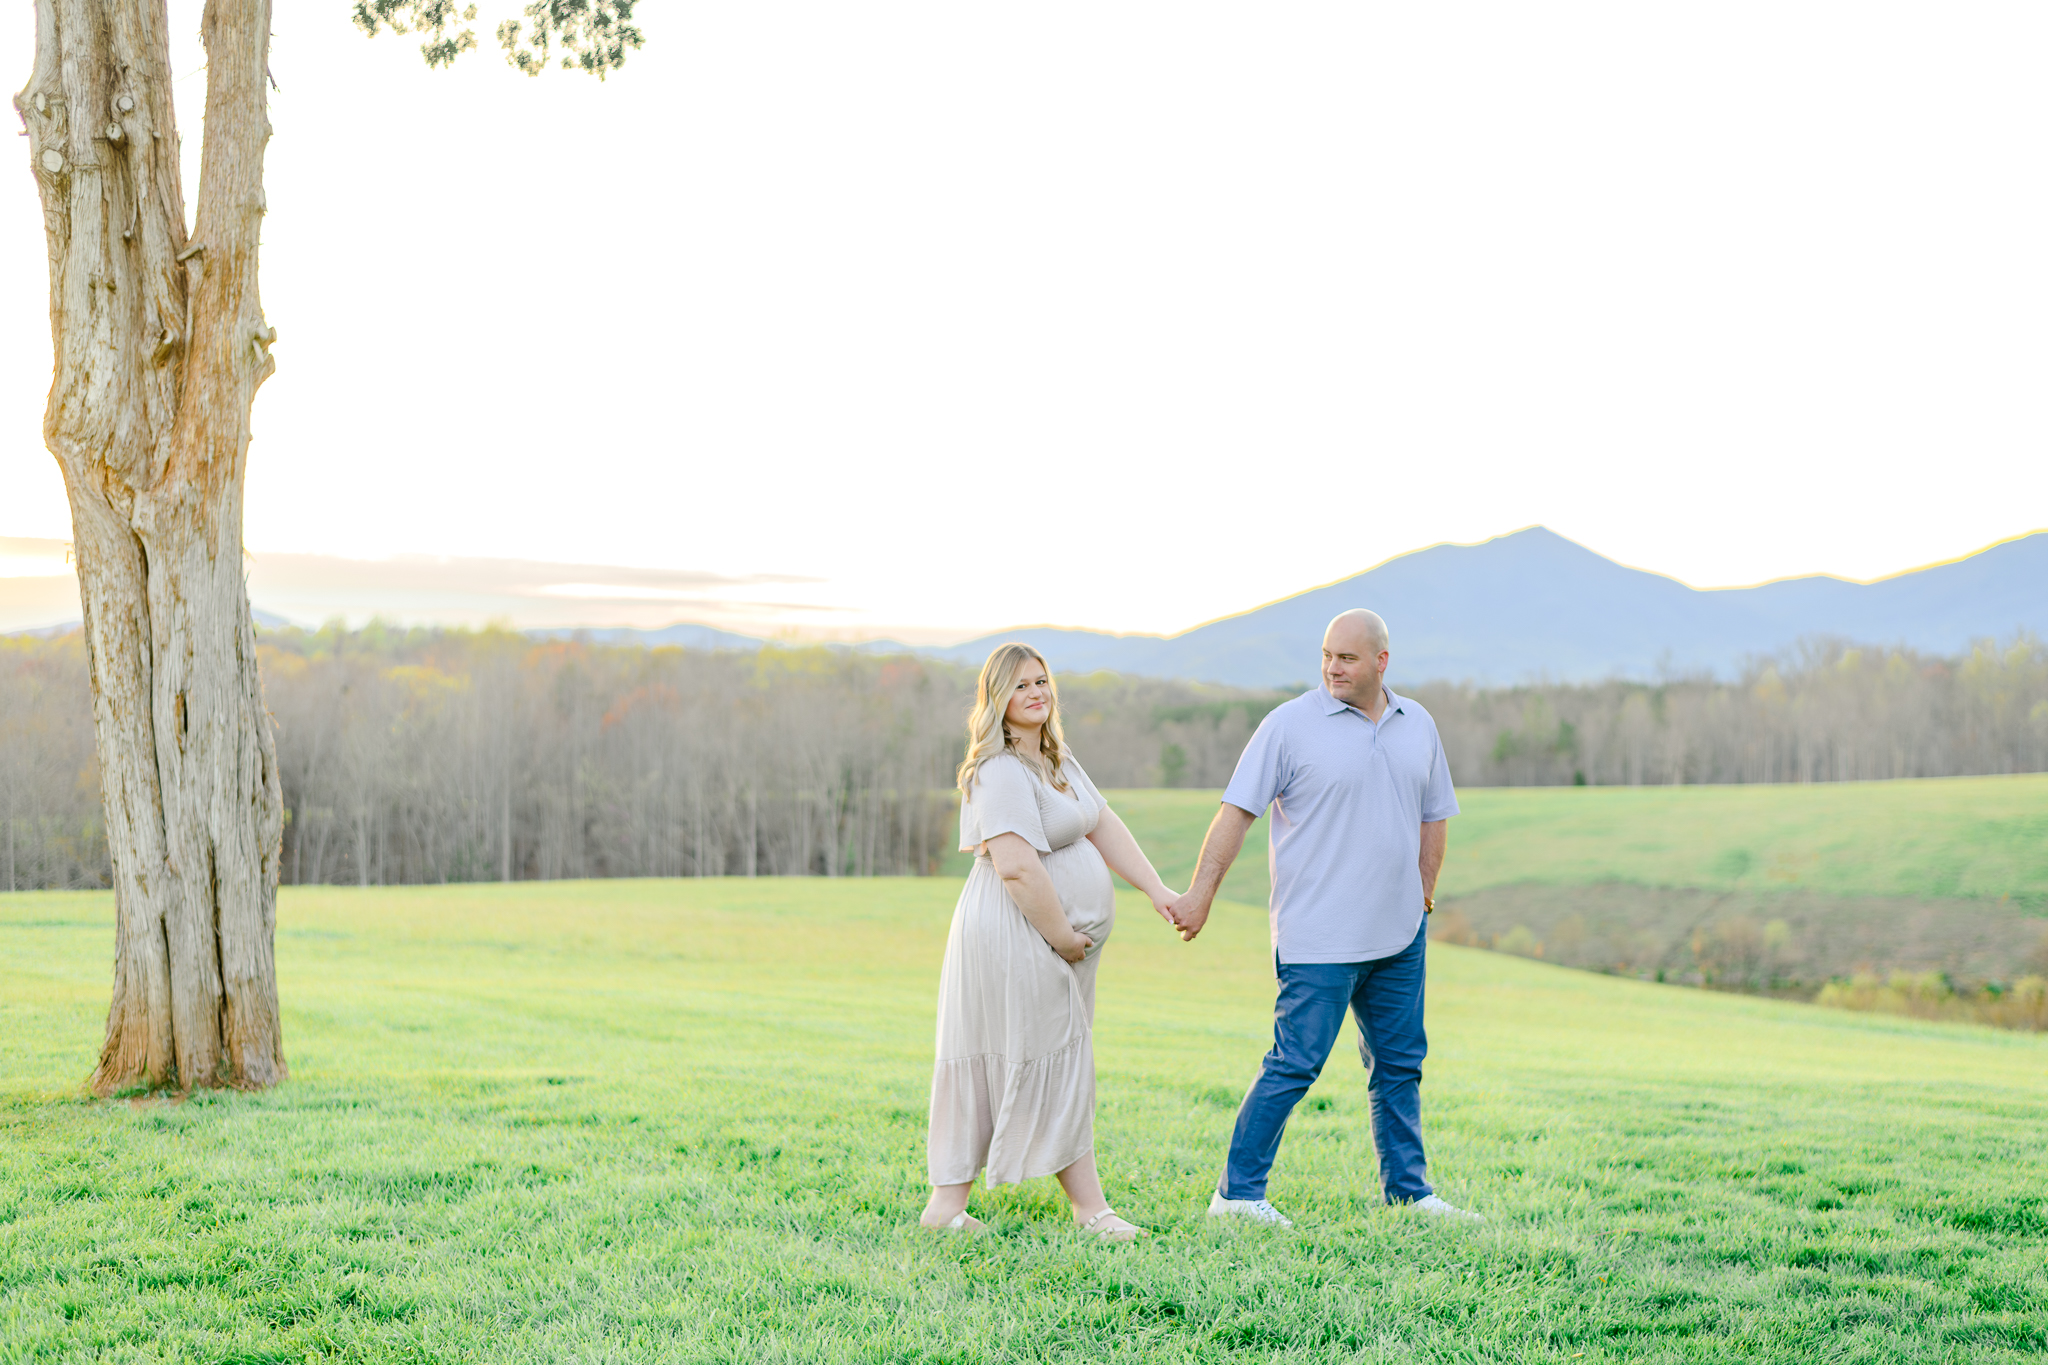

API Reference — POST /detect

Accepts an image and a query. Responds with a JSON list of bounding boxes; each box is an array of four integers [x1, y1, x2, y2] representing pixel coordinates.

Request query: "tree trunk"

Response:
[[19, 0, 286, 1094]]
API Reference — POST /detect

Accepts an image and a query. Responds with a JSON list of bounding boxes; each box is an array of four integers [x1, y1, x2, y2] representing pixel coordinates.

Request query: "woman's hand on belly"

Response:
[[986, 832, 1097, 964]]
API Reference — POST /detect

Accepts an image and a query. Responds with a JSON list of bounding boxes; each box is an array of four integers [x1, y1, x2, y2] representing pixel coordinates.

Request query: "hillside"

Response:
[[932, 526, 2048, 686], [1101, 775, 2048, 1000], [506, 526, 2048, 687], [8, 524, 2018, 689], [1100, 774, 2048, 909], [4, 879, 2045, 1362]]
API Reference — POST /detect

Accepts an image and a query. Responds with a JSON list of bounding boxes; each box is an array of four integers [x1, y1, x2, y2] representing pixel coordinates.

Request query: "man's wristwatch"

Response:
[[1424, 895, 1434, 914]]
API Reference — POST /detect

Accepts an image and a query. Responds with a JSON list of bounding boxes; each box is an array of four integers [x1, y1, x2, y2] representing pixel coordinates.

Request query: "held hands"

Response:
[[1170, 891, 1213, 943], [1152, 886, 1208, 943]]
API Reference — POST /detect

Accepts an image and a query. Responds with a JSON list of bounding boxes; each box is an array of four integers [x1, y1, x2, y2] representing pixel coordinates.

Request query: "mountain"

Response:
[[19, 527, 2037, 687], [924, 527, 2048, 688], [527, 625, 933, 656]]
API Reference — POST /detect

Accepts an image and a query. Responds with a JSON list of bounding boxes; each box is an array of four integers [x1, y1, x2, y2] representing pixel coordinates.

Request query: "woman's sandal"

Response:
[[1081, 1207, 1146, 1243], [926, 1211, 988, 1234]]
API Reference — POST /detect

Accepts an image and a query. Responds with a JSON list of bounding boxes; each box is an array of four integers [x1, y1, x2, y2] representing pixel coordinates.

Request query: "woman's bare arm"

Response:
[[984, 832, 1091, 963], [1086, 805, 1181, 925]]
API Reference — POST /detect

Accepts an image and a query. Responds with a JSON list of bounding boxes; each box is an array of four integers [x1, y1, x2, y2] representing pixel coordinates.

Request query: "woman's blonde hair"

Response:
[[956, 642, 1071, 796]]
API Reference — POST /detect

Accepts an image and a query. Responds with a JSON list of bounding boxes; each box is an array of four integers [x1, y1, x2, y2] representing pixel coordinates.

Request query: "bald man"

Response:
[[1171, 609, 1478, 1225]]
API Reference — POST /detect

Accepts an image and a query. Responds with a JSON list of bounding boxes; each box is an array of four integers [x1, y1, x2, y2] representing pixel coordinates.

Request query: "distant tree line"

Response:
[[0, 625, 1276, 890], [2, 627, 2043, 890], [0, 631, 105, 891], [1415, 635, 2048, 787]]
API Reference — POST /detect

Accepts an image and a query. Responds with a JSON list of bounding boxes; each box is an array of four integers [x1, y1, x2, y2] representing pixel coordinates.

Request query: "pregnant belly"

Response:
[[1043, 839, 1116, 956]]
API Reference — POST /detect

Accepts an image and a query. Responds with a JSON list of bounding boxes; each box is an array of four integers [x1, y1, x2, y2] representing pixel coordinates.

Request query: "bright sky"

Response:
[[2, 3, 2044, 641]]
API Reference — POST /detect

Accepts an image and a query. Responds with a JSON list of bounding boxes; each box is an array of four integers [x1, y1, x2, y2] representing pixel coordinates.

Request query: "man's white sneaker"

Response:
[[1410, 1195, 1483, 1222], [1208, 1191, 1294, 1228]]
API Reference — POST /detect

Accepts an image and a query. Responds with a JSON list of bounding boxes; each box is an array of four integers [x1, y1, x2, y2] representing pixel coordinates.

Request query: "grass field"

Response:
[[5, 877, 2048, 1362], [1101, 773, 2048, 908]]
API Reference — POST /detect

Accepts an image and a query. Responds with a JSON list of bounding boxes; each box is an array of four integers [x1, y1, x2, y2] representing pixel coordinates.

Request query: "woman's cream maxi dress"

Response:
[[927, 752, 1116, 1187]]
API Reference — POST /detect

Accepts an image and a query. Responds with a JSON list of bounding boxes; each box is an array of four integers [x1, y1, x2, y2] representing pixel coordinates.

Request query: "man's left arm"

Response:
[[1417, 720, 1456, 909], [1419, 820, 1447, 908]]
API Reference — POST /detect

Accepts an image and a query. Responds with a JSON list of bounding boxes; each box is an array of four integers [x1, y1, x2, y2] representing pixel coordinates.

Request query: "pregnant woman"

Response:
[[921, 643, 1182, 1242]]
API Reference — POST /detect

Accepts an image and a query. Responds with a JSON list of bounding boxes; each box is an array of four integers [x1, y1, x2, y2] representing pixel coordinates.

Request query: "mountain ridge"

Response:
[[927, 526, 2048, 686], [496, 527, 2047, 688], [11, 527, 2040, 689]]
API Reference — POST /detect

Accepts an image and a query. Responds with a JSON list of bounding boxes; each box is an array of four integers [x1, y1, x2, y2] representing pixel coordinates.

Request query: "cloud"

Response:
[[231, 553, 838, 630], [0, 577, 82, 634], [251, 554, 821, 596], [0, 538, 72, 574], [0, 549, 852, 635]]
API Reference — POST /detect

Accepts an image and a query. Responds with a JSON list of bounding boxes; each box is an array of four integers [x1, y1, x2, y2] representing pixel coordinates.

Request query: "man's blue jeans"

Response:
[[1221, 915, 1433, 1204]]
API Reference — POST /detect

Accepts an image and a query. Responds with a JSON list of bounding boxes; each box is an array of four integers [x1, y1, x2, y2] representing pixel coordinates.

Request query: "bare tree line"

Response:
[[260, 629, 966, 886], [0, 625, 1277, 889], [0, 632, 107, 890], [1415, 635, 2048, 787], [2, 626, 2043, 891]]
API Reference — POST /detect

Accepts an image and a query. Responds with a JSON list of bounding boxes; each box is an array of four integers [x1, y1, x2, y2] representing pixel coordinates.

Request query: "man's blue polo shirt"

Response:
[[1222, 685, 1460, 964]]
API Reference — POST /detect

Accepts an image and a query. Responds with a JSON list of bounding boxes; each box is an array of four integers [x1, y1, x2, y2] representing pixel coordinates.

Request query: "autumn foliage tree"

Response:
[[14, 0, 639, 1094]]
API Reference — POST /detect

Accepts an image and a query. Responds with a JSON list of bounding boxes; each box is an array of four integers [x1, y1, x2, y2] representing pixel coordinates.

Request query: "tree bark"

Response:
[[18, 0, 286, 1093]]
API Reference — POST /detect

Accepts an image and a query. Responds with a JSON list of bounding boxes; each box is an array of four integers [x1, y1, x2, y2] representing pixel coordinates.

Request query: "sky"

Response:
[[1, 3, 2044, 641]]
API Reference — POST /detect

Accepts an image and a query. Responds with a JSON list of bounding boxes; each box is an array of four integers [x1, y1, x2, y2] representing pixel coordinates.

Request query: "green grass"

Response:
[[934, 792, 1275, 906], [1098, 774, 2048, 908], [1090, 791, 1273, 907], [5, 878, 2048, 1362]]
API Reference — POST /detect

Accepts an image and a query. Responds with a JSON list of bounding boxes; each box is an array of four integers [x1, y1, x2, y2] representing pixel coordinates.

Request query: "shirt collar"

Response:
[[1319, 684, 1404, 720]]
